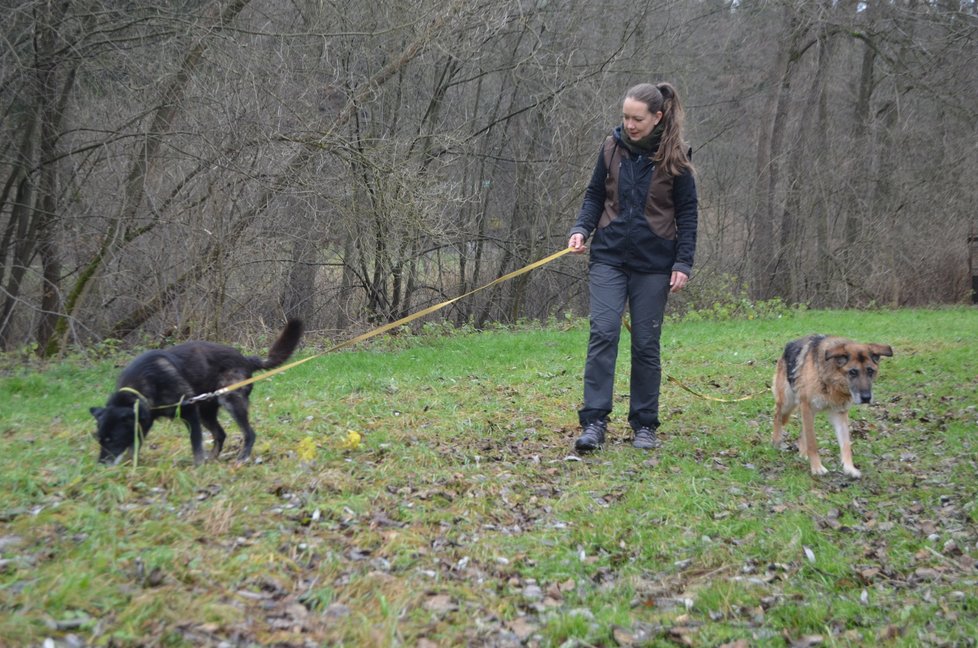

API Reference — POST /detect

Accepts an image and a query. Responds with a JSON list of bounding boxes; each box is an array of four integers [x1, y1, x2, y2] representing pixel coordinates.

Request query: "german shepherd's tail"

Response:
[[257, 319, 303, 370]]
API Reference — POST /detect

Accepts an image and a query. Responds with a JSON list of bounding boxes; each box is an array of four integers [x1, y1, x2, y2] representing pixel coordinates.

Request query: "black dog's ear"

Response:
[[90, 407, 105, 439]]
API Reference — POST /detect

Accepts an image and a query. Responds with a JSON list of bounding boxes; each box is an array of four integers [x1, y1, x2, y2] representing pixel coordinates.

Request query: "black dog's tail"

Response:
[[260, 319, 303, 369]]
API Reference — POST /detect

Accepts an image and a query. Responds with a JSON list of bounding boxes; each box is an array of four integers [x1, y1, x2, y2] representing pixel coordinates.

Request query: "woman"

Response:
[[568, 82, 698, 452]]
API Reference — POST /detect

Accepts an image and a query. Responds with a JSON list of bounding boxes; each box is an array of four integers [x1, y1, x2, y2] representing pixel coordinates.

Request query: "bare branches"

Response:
[[0, 0, 975, 351]]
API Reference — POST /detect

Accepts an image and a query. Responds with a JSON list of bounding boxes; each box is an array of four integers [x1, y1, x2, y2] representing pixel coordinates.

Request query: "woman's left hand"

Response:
[[670, 271, 689, 293]]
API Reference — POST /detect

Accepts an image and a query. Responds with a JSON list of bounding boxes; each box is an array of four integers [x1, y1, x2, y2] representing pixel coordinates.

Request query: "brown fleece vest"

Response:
[[599, 136, 677, 240]]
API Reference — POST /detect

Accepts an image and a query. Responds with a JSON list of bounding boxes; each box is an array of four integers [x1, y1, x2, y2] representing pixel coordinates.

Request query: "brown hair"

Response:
[[624, 82, 693, 176]]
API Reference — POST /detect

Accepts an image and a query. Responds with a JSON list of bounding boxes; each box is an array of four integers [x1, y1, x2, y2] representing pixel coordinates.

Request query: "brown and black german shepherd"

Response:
[[772, 334, 893, 478], [91, 320, 302, 466]]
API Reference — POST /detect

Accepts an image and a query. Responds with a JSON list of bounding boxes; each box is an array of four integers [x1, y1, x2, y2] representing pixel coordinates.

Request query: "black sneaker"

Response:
[[575, 420, 607, 452], [632, 426, 662, 449]]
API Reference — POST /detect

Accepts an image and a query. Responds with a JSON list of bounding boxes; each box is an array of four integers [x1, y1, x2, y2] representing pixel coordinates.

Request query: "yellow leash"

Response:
[[117, 386, 148, 468], [621, 318, 761, 403], [170, 247, 575, 406], [124, 246, 757, 408], [665, 374, 759, 403]]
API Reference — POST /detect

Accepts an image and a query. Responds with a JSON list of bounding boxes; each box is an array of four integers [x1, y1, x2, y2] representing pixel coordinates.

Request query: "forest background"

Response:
[[2, 0, 977, 354]]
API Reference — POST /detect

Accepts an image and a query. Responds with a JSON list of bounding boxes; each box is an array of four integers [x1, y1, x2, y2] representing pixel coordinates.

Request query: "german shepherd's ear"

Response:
[[824, 344, 850, 367], [868, 344, 893, 362]]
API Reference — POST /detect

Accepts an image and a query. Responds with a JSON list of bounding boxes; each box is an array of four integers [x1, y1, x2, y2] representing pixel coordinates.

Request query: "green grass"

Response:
[[1, 307, 977, 646]]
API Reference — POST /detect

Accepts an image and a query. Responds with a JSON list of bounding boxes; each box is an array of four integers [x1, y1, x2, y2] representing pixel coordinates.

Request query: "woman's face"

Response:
[[622, 97, 662, 140]]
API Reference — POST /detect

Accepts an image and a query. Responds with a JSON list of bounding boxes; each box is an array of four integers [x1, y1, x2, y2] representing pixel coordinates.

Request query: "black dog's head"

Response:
[[91, 398, 152, 465]]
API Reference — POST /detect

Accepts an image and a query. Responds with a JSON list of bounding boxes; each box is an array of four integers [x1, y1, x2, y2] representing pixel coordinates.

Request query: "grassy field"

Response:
[[1, 307, 976, 647]]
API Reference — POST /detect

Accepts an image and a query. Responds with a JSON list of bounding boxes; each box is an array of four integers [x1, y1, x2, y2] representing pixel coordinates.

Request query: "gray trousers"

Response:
[[579, 262, 671, 430]]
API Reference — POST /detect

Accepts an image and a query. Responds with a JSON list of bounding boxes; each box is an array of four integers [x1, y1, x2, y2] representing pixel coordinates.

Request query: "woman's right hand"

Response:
[[568, 233, 586, 254]]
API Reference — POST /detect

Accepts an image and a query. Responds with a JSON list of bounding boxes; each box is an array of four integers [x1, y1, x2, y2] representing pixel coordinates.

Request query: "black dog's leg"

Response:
[[220, 391, 257, 461], [180, 406, 206, 465], [200, 402, 227, 460]]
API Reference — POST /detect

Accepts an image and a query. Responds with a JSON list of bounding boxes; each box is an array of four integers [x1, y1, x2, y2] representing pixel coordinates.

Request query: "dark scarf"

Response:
[[620, 122, 664, 157]]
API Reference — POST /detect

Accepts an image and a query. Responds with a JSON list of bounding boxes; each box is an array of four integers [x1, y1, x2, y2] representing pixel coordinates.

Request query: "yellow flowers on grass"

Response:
[[296, 430, 361, 462], [297, 436, 317, 462], [339, 430, 362, 450]]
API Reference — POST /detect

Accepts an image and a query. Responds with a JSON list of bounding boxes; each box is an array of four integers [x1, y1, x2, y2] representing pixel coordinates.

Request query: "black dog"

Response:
[[91, 320, 303, 465]]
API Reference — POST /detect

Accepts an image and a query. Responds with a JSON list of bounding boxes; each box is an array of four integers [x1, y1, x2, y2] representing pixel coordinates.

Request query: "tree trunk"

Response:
[[281, 236, 317, 322], [0, 174, 37, 349], [751, 6, 803, 300], [775, 16, 831, 303], [36, 18, 80, 353]]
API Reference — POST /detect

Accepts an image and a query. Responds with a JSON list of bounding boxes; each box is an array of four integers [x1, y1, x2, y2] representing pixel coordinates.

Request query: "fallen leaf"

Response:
[[668, 626, 696, 647], [423, 594, 457, 614], [613, 626, 636, 646], [784, 632, 823, 647], [508, 617, 537, 640], [803, 546, 816, 563], [877, 625, 903, 641]]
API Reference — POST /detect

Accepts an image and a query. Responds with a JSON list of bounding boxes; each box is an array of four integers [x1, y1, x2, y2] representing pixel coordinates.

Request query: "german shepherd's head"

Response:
[[824, 342, 894, 404], [91, 393, 152, 465]]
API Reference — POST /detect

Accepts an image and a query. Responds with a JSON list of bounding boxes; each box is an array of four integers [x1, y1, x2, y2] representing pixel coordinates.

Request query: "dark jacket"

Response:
[[570, 126, 698, 276]]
